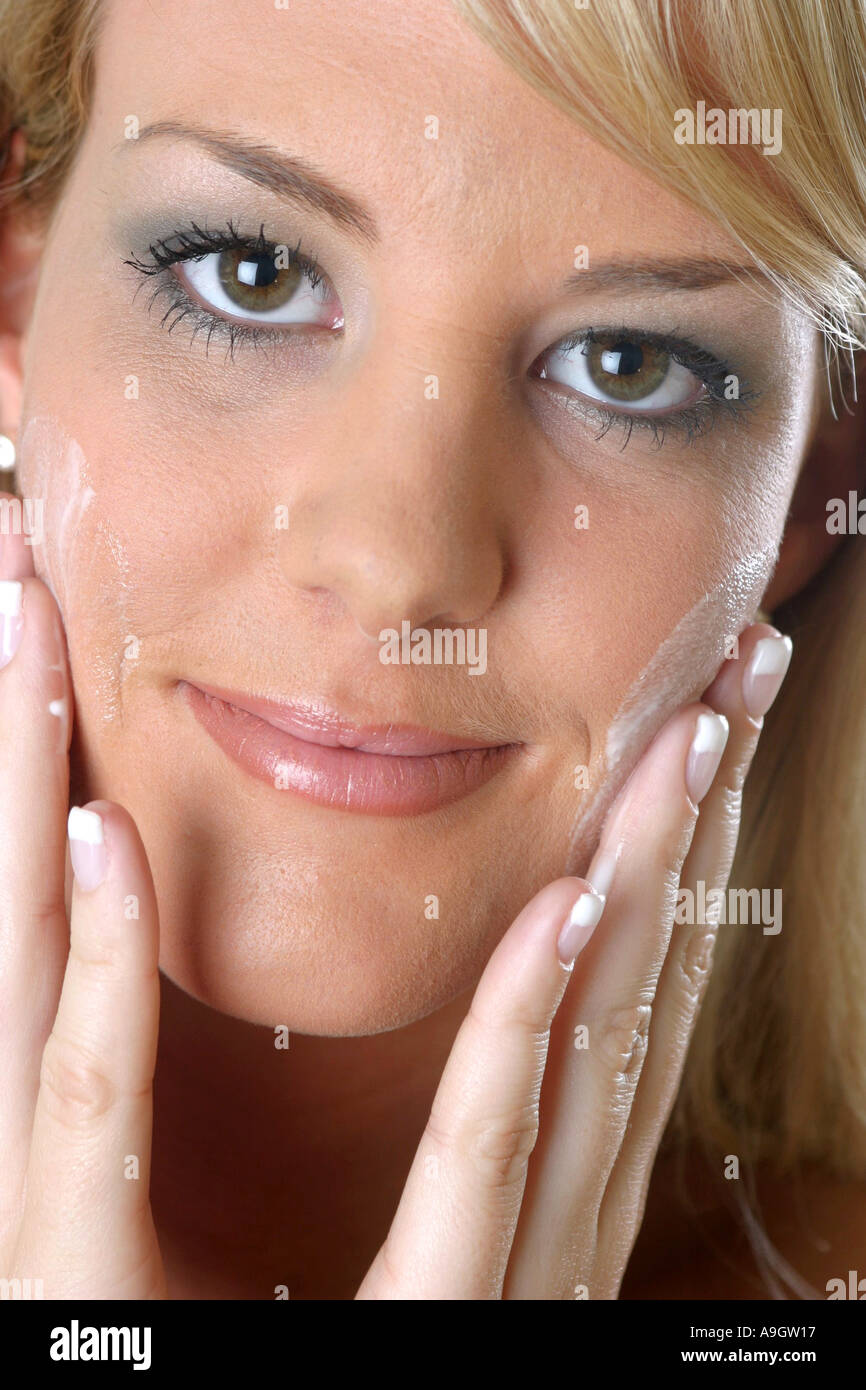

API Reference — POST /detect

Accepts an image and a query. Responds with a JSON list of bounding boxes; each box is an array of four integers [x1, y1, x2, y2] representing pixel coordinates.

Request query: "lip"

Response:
[[179, 681, 521, 816]]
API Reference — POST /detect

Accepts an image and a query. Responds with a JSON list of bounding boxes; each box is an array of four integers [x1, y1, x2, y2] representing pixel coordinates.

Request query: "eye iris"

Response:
[[217, 247, 302, 311], [584, 338, 669, 401]]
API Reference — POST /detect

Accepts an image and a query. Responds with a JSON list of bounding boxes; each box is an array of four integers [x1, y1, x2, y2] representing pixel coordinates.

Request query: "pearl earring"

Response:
[[0, 434, 16, 471]]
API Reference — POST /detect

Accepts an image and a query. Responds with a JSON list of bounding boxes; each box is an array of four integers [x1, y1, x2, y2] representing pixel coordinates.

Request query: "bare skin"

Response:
[[1, 0, 864, 1299], [0, 524, 789, 1297]]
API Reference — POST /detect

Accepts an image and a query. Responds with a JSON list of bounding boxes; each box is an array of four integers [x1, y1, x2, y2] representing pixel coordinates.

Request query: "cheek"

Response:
[[18, 414, 136, 724], [604, 546, 776, 769], [563, 544, 778, 874], [17, 410, 246, 731]]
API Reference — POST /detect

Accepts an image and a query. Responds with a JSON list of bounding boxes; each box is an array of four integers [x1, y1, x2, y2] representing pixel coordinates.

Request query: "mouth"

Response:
[[178, 681, 523, 816]]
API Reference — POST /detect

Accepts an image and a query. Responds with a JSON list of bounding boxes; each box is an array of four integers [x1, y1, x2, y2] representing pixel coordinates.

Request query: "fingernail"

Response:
[[742, 633, 793, 720], [587, 845, 620, 899], [557, 888, 605, 967], [68, 806, 107, 891], [685, 712, 729, 805], [0, 580, 23, 669]]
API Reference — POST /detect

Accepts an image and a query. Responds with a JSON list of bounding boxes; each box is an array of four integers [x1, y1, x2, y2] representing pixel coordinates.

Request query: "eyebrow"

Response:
[[117, 126, 755, 296], [119, 120, 379, 246], [561, 258, 759, 294]]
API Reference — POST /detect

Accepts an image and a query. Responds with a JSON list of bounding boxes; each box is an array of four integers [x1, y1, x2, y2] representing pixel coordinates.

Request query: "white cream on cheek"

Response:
[[20, 415, 93, 614], [564, 545, 778, 875], [19, 414, 133, 723]]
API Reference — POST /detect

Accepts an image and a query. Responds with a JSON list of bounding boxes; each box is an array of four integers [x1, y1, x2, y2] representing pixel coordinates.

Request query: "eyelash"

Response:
[[124, 223, 757, 447], [537, 326, 756, 449], [124, 219, 330, 360]]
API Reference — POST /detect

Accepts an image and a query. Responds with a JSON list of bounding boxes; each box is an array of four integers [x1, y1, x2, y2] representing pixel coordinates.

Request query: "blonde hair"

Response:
[[1, 0, 864, 1215]]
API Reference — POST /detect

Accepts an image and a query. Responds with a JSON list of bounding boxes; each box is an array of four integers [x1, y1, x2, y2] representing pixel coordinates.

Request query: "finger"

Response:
[[16, 801, 164, 1299], [504, 702, 729, 1299], [0, 577, 71, 1240], [594, 624, 792, 1286], [356, 876, 605, 1300]]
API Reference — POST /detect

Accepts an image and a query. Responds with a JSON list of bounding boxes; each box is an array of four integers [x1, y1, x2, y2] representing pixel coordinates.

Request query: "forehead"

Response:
[[91, 0, 741, 265]]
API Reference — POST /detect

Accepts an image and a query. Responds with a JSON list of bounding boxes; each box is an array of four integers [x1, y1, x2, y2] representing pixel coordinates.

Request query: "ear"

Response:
[[0, 129, 44, 443], [762, 354, 866, 611]]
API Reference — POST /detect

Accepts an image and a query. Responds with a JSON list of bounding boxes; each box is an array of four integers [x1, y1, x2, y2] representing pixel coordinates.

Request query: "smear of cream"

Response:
[[19, 414, 133, 723], [20, 415, 94, 616], [565, 546, 778, 876]]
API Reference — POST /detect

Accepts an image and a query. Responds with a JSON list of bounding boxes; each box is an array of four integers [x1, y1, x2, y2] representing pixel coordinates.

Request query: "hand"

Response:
[[0, 505, 166, 1300], [356, 621, 792, 1299]]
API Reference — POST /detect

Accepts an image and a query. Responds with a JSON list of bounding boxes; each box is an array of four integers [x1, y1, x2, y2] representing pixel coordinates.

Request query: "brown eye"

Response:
[[536, 333, 705, 413], [217, 248, 303, 313], [583, 338, 669, 402], [178, 245, 342, 328]]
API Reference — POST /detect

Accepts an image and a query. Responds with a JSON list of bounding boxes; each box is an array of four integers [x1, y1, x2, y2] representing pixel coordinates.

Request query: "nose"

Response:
[[277, 347, 509, 641]]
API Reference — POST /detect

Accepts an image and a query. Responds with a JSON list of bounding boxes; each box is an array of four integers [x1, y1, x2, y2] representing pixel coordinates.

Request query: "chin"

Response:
[[116, 773, 573, 1033], [152, 883, 499, 1035]]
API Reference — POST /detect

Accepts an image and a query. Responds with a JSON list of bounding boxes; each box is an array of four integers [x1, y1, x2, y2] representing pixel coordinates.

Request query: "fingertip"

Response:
[[68, 800, 149, 893], [68, 803, 107, 892], [700, 620, 787, 711], [556, 885, 606, 968]]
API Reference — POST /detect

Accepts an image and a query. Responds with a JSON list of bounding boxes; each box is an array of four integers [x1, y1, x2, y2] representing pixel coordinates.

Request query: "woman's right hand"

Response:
[[0, 503, 166, 1299]]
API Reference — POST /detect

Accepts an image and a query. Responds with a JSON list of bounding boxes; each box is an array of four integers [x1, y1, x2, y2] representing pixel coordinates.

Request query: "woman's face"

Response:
[[16, 0, 818, 1032]]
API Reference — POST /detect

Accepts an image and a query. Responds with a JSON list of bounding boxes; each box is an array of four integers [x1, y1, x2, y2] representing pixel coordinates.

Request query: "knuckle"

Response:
[[466, 995, 549, 1045], [39, 1031, 115, 1129], [708, 786, 745, 857], [18, 891, 67, 936], [422, 1105, 458, 1156], [467, 1104, 540, 1190], [589, 1003, 652, 1080], [678, 926, 718, 998], [68, 936, 124, 978], [67, 942, 158, 995], [426, 1100, 540, 1192], [718, 780, 744, 816], [724, 747, 753, 798]]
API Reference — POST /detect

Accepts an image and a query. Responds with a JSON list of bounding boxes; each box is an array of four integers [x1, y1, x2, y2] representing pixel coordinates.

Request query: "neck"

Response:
[[150, 973, 472, 1298]]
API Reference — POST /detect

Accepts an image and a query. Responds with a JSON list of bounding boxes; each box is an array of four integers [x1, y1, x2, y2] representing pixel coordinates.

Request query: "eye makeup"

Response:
[[117, 211, 759, 454], [532, 324, 758, 448], [124, 218, 341, 357]]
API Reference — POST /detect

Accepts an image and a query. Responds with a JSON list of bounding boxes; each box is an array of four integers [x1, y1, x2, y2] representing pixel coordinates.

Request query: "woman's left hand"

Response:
[[356, 621, 788, 1298]]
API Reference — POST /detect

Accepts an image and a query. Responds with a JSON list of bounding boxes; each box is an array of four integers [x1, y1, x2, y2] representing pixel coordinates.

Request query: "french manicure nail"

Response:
[[0, 580, 23, 669], [557, 888, 605, 967], [685, 712, 729, 805], [742, 634, 793, 720], [68, 806, 107, 891], [587, 845, 620, 899]]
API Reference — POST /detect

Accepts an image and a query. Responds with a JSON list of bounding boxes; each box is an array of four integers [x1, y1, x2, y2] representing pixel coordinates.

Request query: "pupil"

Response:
[[236, 253, 278, 289], [600, 341, 643, 376]]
